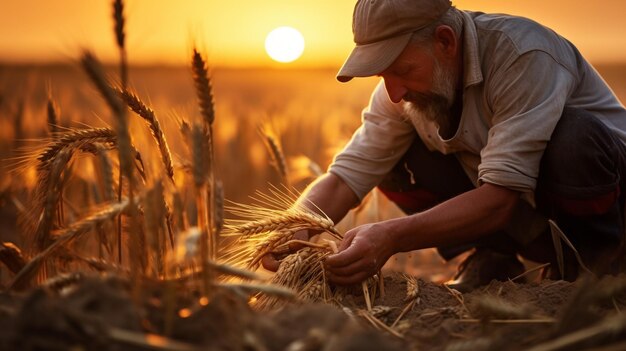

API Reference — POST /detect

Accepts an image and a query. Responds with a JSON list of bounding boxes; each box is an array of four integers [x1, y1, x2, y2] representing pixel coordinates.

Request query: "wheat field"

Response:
[[2, 1, 626, 349]]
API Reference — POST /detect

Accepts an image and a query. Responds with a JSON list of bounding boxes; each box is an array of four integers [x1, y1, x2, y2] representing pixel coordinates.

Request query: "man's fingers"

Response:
[[337, 230, 356, 252], [326, 231, 357, 265], [260, 253, 281, 272], [324, 245, 361, 268], [261, 230, 312, 272]]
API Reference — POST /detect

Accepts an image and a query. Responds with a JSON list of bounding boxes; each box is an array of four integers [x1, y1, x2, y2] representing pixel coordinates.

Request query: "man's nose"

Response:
[[383, 78, 407, 103]]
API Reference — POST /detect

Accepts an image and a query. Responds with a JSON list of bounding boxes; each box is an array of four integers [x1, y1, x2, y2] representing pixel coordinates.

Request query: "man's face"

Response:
[[379, 41, 458, 129]]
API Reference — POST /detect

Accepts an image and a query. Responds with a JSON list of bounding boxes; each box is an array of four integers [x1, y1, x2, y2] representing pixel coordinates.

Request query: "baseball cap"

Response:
[[337, 0, 452, 82]]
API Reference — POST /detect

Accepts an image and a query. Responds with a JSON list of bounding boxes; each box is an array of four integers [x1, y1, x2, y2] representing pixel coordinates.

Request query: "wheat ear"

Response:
[[259, 124, 290, 187], [246, 229, 297, 269], [232, 210, 338, 237], [37, 128, 116, 164], [47, 97, 59, 136], [31, 129, 118, 256], [113, 0, 127, 89], [117, 89, 175, 182], [256, 248, 329, 310], [81, 51, 133, 181], [191, 48, 215, 128], [32, 149, 72, 255]]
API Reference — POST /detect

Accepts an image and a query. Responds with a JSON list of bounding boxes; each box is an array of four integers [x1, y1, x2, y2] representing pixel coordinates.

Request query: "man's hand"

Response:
[[324, 222, 396, 285], [260, 229, 310, 271]]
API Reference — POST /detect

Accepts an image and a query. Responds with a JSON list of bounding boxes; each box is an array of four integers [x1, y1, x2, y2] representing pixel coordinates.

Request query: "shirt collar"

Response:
[[461, 11, 483, 88]]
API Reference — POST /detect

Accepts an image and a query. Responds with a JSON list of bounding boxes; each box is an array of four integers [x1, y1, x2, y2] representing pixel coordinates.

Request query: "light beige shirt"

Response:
[[328, 11, 626, 243]]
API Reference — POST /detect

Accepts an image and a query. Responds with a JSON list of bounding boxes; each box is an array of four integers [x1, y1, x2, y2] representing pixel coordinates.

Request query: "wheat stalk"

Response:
[[232, 210, 339, 237], [82, 50, 135, 267], [214, 180, 224, 234], [117, 89, 175, 182], [32, 149, 72, 254], [190, 122, 212, 294], [46, 97, 59, 136], [224, 187, 339, 239], [32, 128, 119, 246], [549, 219, 593, 278], [191, 48, 219, 264], [37, 127, 117, 164], [191, 123, 209, 188], [145, 181, 167, 277], [81, 52, 124, 116], [259, 123, 289, 186], [172, 192, 185, 233], [81, 52, 133, 182], [243, 229, 297, 269], [93, 143, 116, 202], [11, 198, 134, 290], [35, 128, 144, 202]]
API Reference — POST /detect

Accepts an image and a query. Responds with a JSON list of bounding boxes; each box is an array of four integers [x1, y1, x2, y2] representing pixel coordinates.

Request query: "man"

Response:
[[264, 0, 626, 291]]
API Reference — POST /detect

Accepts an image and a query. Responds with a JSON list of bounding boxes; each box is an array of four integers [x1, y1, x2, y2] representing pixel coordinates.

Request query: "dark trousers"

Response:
[[377, 107, 626, 279]]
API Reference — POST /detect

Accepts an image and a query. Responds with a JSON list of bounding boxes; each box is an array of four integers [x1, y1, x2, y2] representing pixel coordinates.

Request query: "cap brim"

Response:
[[336, 32, 413, 83]]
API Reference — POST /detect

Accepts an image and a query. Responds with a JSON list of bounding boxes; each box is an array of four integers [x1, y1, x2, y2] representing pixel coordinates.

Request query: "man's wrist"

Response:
[[384, 215, 418, 254]]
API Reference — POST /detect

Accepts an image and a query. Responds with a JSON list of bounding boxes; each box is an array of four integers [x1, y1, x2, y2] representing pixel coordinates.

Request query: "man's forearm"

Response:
[[296, 172, 360, 225], [386, 183, 520, 253]]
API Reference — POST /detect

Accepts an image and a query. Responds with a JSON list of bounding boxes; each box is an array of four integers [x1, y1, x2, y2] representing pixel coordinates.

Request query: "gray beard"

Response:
[[402, 60, 457, 135]]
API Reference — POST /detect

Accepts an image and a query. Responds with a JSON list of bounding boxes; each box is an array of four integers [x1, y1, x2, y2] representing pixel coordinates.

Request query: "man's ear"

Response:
[[434, 25, 458, 57]]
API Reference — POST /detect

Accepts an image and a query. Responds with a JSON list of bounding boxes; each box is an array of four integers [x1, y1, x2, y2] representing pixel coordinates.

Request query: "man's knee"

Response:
[[538, 107, 623, 216], [542, 108, 619, 189]]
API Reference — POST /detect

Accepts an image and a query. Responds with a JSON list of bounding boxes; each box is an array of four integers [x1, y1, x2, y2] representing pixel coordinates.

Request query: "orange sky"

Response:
[[1, 0, 625, 67]]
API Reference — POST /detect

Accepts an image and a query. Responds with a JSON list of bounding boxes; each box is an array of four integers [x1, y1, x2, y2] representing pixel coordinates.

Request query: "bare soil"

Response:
[[2, 272, 625, 351]]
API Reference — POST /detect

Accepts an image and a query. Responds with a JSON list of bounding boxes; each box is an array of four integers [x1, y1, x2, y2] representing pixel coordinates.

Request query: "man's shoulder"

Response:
[[466, 10, 574, 58]]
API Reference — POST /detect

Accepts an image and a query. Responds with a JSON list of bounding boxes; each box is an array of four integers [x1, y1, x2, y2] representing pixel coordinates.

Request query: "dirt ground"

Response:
[[1, 271, 625, 351]]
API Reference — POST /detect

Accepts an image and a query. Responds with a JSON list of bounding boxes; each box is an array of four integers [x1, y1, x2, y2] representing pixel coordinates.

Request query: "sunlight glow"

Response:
[[264, 26, 305, 63]]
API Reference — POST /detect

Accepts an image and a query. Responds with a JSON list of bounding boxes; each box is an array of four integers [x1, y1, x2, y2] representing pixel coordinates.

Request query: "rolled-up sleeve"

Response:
[[329, 81, 416, 200], [479, 50, 577, 194]]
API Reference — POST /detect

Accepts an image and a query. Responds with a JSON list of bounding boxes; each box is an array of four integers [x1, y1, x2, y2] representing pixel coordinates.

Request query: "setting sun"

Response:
[[264, 26, 305, 63]]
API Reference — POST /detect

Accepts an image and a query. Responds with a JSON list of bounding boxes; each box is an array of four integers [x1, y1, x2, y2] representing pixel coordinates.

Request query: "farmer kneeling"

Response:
[[264, 0, 626, 292]]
